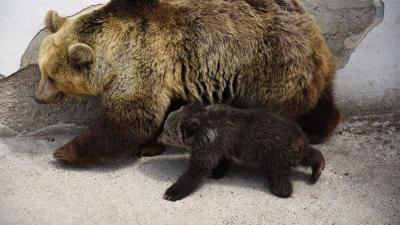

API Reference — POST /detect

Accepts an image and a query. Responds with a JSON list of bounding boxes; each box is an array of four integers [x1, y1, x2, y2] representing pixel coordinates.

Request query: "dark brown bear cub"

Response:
[[158, 103, 325, 201]]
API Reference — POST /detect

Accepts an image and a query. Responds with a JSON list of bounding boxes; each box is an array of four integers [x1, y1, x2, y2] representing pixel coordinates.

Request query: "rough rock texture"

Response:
[[20, 0, 384, 69], [0, 124, 17, 137], [334, 0, 400, 117], [0, 74, 4, 79], [20, 29, 50, 69], [0, 65, 100, 134], [303, 0, 384, 68], [0, 114, 399, 225]]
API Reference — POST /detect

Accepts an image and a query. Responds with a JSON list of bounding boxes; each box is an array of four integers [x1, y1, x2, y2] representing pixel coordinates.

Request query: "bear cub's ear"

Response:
[[45, 10, 66, 33], [68, 43, 94, 65], [180, 119, 200, 138]]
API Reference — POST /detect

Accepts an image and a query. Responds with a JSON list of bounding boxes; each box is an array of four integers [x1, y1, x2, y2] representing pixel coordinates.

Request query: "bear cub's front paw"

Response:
[[163, 184, 189, 201]]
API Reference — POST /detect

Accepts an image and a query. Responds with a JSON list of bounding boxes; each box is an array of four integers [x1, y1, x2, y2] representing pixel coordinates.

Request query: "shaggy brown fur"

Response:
[[35, 0, 340, 165], [158, 103, 325, 201]]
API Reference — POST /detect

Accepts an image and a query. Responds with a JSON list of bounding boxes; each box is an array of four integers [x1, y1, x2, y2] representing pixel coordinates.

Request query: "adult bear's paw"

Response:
[[53, 141, 95, 166]]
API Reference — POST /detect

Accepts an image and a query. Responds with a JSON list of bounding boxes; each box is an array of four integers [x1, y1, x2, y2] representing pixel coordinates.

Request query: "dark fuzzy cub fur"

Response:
[[158, 103, 325, 201]]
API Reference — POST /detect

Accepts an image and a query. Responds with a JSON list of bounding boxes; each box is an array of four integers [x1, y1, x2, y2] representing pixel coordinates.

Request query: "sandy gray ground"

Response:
[[0, 114, 399, 225]]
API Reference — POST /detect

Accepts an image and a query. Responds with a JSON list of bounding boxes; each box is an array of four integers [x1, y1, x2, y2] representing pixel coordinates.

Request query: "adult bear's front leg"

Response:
[[53, 128, 100, 166], [53, 95, 170, 165]]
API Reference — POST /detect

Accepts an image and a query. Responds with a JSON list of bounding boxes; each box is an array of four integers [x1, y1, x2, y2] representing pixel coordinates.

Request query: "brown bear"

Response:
[[157, 103, 325, 201], [35, 0, 340, 165]]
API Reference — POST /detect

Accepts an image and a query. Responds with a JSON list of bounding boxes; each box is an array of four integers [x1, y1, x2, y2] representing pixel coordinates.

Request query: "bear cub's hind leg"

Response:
[[262, 164, 293, 198], [301, 146, 325, 184]]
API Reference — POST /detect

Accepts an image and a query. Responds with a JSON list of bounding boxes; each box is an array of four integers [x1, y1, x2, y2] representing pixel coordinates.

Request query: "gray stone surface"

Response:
[[335, 0, 400, 117], [0, 65, 100, 134], [0, 123, 17, 137], [303, 0, 384, 68], [0, 114, 399, 225], [0, 74, 4, 79], [20, 29, 50, 69]]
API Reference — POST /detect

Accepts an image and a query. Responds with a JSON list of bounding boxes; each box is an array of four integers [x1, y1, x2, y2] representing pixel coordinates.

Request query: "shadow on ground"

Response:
[[138, 152, 312, 196]]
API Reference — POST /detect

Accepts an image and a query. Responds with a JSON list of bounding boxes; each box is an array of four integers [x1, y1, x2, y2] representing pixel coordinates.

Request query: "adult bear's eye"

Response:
[[48, 76, 55, 82]]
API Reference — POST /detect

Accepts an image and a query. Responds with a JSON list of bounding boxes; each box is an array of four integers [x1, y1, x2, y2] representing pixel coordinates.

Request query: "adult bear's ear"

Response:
[[45, 10, 66, 33], [180, 119, 201, 138], [68, 43, 94, 65]]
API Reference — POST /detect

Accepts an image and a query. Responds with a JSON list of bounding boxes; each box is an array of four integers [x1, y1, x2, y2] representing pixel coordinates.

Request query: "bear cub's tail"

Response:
[[301, 146, 325, 184]]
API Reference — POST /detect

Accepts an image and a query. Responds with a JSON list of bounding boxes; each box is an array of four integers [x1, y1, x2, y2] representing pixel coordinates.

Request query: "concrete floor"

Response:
[[0, 114, 399, 225]]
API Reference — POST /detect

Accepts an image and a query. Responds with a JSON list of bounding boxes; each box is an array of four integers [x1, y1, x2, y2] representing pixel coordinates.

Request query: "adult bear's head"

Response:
[[35, 0, 160, 104]]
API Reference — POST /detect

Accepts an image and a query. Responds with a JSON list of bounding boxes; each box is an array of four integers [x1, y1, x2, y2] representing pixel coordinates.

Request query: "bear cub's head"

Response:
[[158, 103, 216, 150]]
